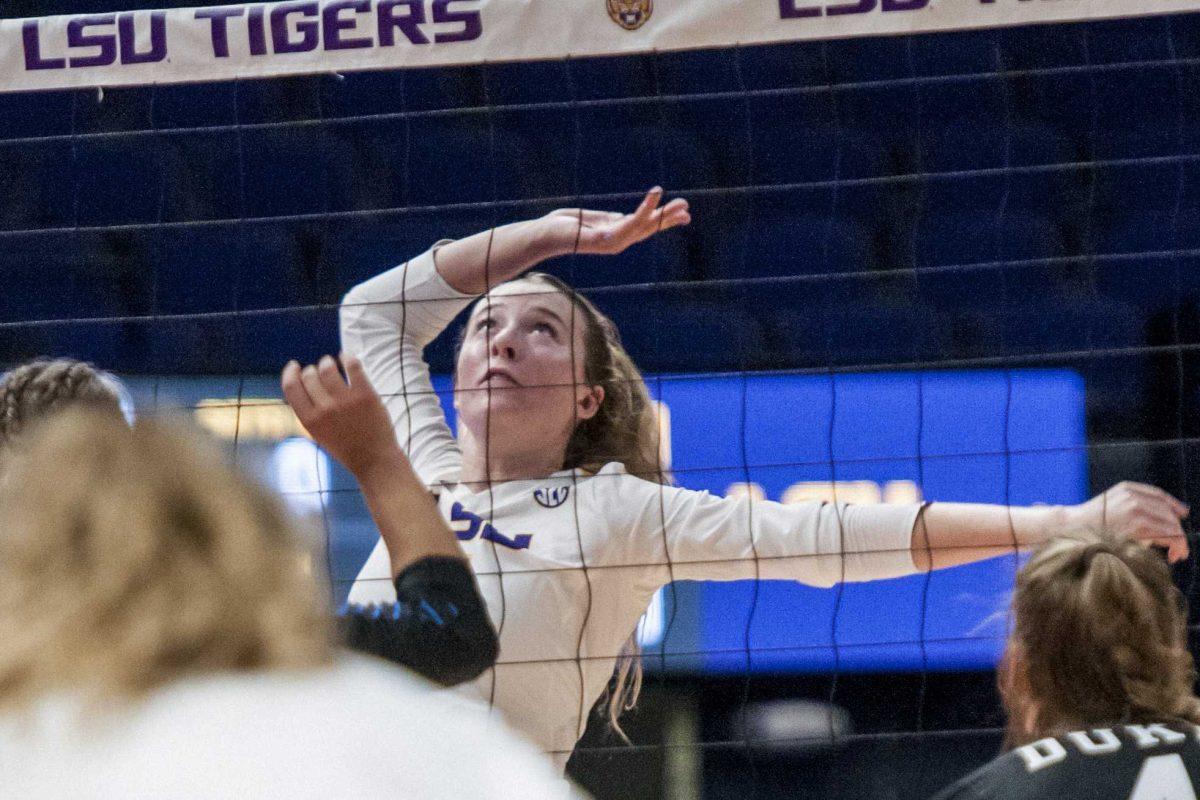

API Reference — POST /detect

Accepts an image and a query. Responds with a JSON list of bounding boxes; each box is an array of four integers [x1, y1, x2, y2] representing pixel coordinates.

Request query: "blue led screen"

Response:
[[640, 369, 1087, 673]]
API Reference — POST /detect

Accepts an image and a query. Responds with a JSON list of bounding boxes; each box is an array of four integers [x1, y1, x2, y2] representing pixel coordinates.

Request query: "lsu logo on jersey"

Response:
[[533, 485, 570, 509], [607, 0, 652, 30], [450, 502, 532, 550]]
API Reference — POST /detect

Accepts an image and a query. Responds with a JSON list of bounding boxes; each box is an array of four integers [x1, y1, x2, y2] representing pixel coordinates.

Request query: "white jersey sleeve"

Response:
[[339, 244, 477, 487], [593, 464, 922, 588]]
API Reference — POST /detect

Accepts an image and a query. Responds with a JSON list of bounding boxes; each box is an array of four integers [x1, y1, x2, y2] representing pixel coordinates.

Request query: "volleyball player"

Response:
[[1, 358, 498, 687], [931, 529, 1200, 800], [0, 410, 576, 798], [341, 187, 1189, 767]]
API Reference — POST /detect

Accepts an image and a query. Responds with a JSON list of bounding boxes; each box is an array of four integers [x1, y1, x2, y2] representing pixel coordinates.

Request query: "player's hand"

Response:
[[281, 354, 399, 477], [1065, 481, 1190, 563], [546, 187, 690, 256]]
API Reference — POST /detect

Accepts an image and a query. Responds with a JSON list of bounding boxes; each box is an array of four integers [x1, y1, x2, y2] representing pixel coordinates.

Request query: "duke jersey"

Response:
[[932, 722, 1200, 800], [342, 246, 924, 769]]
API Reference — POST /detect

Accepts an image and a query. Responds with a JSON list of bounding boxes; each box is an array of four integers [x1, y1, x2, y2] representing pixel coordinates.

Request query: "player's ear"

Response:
[[1021, 699, 1042, 741], [999, 640, 1041, 742], [576, 384, 604, 421]]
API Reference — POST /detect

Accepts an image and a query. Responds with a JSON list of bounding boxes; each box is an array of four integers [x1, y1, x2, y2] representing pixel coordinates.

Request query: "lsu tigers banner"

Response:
[[0, 0, 1196, 93]]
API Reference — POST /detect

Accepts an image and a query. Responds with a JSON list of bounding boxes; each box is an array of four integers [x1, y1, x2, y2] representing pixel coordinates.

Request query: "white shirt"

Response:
[[0, 656, 578, 799], [342, 247, 923, 768]]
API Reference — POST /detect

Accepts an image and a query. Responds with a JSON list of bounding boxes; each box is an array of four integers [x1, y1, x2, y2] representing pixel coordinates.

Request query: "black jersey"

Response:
[[932, 722, 1200, 800], [337, 555, 498, 687]]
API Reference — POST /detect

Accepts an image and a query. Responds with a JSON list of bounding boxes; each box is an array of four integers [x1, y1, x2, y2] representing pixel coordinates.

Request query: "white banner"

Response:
[[1, 0, 1196, 94]]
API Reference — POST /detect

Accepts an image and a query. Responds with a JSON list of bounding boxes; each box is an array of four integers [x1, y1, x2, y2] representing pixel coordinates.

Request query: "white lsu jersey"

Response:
[[342, 246, 922, 768]]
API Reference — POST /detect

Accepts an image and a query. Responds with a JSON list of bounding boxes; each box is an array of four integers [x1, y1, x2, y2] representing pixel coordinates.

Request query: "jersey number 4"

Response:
[[450, 502, 532, 550], [1129, 754, 1197, 800]]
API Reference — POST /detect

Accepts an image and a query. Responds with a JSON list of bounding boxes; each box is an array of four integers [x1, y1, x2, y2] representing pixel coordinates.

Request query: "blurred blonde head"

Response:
[[0, 410, 332, 708], [1002, 528, 1200, 746]]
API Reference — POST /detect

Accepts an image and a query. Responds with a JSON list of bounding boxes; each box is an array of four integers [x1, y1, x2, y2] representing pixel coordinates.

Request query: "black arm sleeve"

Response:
[[337, 556, 498, 687]]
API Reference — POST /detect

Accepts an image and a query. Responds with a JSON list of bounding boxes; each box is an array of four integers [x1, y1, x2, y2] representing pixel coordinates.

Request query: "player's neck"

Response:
[[458, 427, 567, 489]]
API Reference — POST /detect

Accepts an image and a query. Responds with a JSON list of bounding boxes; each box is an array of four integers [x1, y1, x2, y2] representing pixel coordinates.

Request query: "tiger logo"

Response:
[[607, 0, 652, 30]]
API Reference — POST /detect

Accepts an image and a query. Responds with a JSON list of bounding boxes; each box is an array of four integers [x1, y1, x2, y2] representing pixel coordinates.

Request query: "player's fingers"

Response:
[[1127, 482, 1190, 518], [1131, 496, 1186, 524], [663, 197, 689, 216], [316, 355, 347, 396], [627, 187, 662, 231], [1167, 535, 1190, 564], [280, 361, 316, 418], [1153, 531, 1187, 563], [1118, 498, 1186, 534], [1129, 504, 1186, 538], [636, 185, 663, 213], [655, 198, 691, 231], [340, 354, 375, 396], [1135, 527, 1188, 562], [299, 364, 334, 410], [595, 189, 670, 252]]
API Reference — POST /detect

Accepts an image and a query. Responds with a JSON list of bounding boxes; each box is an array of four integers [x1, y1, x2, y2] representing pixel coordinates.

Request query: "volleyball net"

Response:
[[2, 0, 1199, 796]]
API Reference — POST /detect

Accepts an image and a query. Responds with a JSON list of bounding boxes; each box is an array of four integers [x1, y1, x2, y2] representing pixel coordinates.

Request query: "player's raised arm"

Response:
[[281, 353, 463, 575], [282, 354, 497, 686], [914, 481, 1190, 570], [432, 187, 691, 294]]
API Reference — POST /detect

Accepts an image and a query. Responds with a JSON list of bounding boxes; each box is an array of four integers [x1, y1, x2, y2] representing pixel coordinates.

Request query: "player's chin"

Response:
[[464, 384, 579, 420], [458, 387, 534, 422]]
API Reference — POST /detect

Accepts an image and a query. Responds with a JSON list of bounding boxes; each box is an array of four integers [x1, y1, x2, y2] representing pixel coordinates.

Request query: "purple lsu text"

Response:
[[22, 0, 483, 72]]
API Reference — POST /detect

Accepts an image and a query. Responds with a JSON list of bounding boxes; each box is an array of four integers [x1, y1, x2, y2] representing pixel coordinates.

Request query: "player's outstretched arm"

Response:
[[433, 186, 691, 294], [914, 481, 1190, 570]]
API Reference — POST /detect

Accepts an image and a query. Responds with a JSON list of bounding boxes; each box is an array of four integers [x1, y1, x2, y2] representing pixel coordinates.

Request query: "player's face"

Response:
[[455, 278, 601, 456]]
